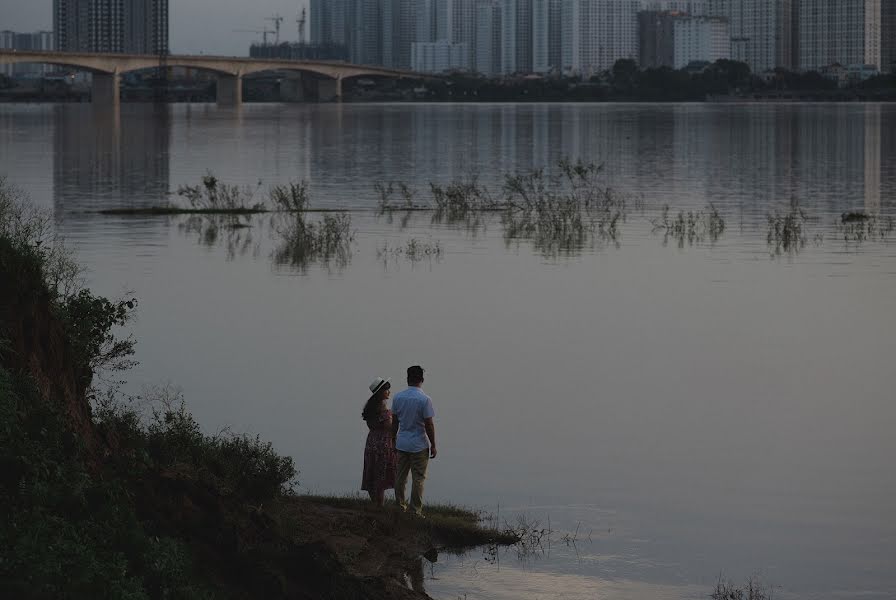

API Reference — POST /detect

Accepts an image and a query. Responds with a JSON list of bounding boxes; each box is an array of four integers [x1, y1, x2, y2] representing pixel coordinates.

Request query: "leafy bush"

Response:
[[1, 178, 137, 380], [140, 393, 298, 502], [0, 365, 208, 599], [1, 180, 297, 597]]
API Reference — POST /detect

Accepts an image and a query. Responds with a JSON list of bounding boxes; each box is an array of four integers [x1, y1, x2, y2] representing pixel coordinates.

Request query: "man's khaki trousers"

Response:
[[395, 449, 429, 515]]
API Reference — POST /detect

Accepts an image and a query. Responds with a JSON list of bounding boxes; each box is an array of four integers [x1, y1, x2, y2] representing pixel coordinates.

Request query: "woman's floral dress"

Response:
[[361, 409, 397, 493]]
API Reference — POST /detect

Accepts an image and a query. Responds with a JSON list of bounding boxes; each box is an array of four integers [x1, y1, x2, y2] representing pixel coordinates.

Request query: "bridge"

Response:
[[0, 50, 425, 107]]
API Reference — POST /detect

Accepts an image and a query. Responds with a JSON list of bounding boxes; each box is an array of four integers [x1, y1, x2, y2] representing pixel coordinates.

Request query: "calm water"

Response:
[[2, 103, 895, 600]]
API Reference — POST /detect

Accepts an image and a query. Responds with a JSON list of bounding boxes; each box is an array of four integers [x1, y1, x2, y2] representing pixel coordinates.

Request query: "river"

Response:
[[1, 102, 895, 600]]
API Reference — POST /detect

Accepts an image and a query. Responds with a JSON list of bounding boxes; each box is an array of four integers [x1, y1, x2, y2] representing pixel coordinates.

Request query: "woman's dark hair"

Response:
[[361, 381, 391, 421]]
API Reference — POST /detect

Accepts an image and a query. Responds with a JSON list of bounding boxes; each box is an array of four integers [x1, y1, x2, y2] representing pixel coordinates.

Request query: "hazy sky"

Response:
[[0, 1, 311, 56]]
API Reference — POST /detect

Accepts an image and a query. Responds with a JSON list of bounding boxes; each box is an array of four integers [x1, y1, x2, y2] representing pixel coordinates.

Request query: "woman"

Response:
[[361, 377, 397, 507]]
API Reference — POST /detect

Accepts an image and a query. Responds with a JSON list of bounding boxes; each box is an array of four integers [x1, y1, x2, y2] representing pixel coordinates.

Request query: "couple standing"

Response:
[[361, 365, 437, 515]]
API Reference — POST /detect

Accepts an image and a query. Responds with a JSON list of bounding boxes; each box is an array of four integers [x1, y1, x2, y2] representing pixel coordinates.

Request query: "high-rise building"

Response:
[[501, 0, 533, 74], [882, 0, 896, 72], [310, 0, 329, 44], [799, 0, 882, 72], [53, 0, 168, 54], [383, 0, 416, 68], [347, 0, 382, 65], [641, 0, 710, 15], [475, 0, 503, 75], [532, 0, 562, 72], [415, 0, 439, 43], [311, 0, 349, 45], [561, 0, 641, 75], [673, 15, 730, 68], [639, 11, 679, 68], [639, 11, 729, 69], [446, 0, 477, 69], [411, 40, 470, 72], [707, 0, 793, 72], [1, 30, 55, 76]]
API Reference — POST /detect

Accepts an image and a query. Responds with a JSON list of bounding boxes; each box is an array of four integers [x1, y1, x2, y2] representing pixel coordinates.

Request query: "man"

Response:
[[391, 365, 436, 516]]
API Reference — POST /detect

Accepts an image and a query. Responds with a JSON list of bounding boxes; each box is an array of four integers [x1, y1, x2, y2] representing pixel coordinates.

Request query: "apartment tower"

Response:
[[799, 0, 882, 71], [53, 0, 168, 54]]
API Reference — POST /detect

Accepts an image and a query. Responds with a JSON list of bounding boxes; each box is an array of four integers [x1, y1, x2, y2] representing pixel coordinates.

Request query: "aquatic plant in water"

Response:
[[767, 198, 808, 255], [176, 172, 265, 212], [375, 180, 424, 211], [711, 574, 775, 600], [377, 159, 630, 257], [834, 211, 895, 244], [268, 180, 311, 213], [651, 203, 725, 248], [271, 211, 354, 273]]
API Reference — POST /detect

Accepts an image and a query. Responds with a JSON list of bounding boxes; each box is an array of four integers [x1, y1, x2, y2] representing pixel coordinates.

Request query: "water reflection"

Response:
[[179, 214, 259, 261], [376, 237, 443, 271], [18, 103, 891, 225], [269, 211, 354, 273], [52, 105, 171, 214]]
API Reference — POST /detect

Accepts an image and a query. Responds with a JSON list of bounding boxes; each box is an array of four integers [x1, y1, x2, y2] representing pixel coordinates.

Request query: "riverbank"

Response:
[[0, 180, 514, 599]]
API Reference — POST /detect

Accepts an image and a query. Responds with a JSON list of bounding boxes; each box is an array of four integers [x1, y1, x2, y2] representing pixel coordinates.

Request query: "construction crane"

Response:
[[266, 14, 284, 45], [297, 8, 306, 45], [233, 29, 276, 46]]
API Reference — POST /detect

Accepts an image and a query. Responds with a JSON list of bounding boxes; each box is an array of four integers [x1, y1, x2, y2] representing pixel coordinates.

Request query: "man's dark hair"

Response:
[[407, 365, 425, 385]]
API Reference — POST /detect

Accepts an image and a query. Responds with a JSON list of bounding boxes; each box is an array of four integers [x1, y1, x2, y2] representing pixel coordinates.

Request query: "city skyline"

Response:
[[1, 0, 893, 75], [0, 0, 310, 55]]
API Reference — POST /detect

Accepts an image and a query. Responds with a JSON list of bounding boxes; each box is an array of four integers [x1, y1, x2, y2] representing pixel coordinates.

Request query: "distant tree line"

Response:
[[407, 59, 896, 102]]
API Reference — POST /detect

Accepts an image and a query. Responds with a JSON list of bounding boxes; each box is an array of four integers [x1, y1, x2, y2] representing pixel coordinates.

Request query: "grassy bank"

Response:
[[0, 178, 515, 599]]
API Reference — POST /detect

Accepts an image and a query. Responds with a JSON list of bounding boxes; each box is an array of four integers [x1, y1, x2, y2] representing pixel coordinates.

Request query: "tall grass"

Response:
[[376, 159, 632, 257], [767, 198, 808, 255], [651, 203, 726, 247], [176, 172, 265, 212], [267, 179, 355, 272]]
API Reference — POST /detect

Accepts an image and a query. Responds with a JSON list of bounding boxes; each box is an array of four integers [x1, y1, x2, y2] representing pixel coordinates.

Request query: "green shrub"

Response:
[[2, 180, 300, 597], [143, 397, 298, 502]]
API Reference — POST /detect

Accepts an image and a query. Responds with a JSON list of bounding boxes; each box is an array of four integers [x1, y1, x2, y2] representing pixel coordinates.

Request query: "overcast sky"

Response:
[[0, 0, 311, 56]]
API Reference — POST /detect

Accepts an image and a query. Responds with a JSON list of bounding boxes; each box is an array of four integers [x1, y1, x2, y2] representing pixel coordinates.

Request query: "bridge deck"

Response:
[[0, 50, 430, 107]]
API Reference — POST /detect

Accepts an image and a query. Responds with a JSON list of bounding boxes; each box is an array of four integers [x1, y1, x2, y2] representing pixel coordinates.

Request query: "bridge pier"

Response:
[[92, 71, 120, 109], [280, 74, 305, 102], [317, 76, 342, 102], [217, 74, 243, 107]]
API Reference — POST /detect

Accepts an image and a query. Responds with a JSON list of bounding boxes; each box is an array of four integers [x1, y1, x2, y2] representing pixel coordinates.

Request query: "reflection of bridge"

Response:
[[0, 50, 425, 107]]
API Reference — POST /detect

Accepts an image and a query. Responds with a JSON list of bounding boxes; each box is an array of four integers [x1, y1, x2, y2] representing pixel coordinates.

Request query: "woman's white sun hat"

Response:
[[369, 377, 390, 395]]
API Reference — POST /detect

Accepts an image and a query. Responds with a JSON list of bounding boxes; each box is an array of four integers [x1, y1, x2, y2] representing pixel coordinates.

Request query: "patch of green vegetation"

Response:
[[0, 367, 215, 599], [1, 179, 298, 597]]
